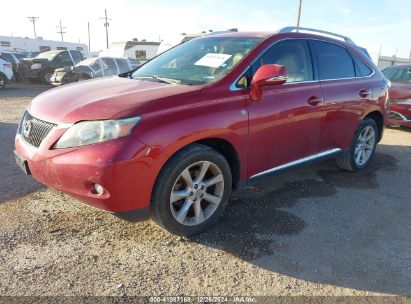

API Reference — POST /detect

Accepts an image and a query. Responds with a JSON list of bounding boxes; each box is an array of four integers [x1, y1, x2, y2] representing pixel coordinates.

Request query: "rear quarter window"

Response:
[[351, 53, 373, 77], [312, 40, 355, 80]]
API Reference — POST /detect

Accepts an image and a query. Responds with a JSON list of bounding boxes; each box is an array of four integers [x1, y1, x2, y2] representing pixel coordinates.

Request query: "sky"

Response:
[[1, 0, 410, 58]]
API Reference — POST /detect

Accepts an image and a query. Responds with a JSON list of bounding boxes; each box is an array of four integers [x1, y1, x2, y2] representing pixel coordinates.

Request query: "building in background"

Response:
[[0, 35, 89, 57], [378, 55, 411, 70], [106, 40, 160, 62]]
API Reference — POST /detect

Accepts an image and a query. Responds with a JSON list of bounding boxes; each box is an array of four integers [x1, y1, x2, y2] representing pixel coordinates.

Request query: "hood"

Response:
[[29, 76, 203, 123], [389, 82, 411, 100]]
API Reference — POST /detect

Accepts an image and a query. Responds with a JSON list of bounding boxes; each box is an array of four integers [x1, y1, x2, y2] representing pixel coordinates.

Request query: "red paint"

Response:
[[15, 31, 389, 214], [386, 67, 411, 127]]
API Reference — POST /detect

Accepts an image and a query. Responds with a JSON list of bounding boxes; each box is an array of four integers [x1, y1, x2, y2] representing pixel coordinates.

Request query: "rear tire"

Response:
[[0, 74, 7, 89], [150, 144, 232, 236], [336, 118, 378, 171]]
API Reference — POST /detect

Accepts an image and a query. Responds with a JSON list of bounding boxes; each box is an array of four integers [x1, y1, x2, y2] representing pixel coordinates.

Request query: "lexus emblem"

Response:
[[23, 120, 33, 138]]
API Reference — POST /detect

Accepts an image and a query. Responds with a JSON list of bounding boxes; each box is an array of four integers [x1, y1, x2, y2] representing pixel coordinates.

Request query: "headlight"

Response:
[[55, 117, 141, 149], [31, 63, 42, 69]]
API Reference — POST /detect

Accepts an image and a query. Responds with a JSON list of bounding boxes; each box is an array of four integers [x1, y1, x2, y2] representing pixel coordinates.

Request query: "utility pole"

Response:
[[27, 16, 39, 38], [88, 22, 91, 52], [100, 9, 111, 49], [56, 19, 66, 42], [296, 0, 302, 32]]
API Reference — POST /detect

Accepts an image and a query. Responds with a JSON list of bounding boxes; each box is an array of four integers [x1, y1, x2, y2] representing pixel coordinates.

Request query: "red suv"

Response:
[[382, 64, 411, 127], [15, 27, 389, 235]]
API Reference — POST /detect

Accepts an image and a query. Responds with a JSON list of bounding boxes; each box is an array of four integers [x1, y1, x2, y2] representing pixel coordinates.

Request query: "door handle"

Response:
[[307, 95, 324, 106], [359, 89, 371, 98]]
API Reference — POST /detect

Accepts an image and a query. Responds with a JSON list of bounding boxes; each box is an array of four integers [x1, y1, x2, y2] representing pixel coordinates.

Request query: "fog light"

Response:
[[93, 183, 104, 195]]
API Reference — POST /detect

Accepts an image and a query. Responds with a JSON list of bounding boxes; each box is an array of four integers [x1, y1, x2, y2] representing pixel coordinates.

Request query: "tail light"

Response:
[[3, 63, 12, 69]]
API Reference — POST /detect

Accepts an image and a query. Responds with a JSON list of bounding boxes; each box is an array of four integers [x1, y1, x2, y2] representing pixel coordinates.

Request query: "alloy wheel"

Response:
[[44, 72, 52, 84], [354, 126, 376, 166], [170, 161, 224, 226]]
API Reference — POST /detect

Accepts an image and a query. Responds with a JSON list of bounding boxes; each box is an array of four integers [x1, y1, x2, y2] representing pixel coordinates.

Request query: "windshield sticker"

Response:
[[194, 53, 232, 68]]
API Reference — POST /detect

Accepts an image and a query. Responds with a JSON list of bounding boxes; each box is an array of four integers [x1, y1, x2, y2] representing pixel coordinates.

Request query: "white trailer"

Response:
[[107, 40, 160, 62], [0, 35, 89, 57]]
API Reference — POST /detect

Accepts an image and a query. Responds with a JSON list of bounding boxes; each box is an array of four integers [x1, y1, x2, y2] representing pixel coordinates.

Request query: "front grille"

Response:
[[19, 112, 56, 147]]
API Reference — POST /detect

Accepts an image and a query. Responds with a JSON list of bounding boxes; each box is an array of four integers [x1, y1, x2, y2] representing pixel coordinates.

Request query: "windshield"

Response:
[[132, 37, 263, 85], [35, 51, 61, 60], [382, 66, 411, 83]]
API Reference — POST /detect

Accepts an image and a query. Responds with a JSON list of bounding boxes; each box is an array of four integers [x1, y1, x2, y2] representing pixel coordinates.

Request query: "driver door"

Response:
[[247, 39, 325, 177]]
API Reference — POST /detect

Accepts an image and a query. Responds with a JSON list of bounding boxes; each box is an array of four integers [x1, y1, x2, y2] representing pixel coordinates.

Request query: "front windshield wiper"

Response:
[[134, 75, 181, 85]]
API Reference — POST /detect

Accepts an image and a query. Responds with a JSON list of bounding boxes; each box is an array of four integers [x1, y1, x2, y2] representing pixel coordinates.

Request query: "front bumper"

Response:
[[389, 103, 411, 127], [15, 127, 164, 215], [50, 71, 70, 86]]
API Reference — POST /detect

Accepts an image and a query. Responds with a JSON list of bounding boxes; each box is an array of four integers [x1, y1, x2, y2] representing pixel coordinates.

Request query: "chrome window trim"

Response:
[[229, 37, 376, 91], [250, 148, 342, 179]]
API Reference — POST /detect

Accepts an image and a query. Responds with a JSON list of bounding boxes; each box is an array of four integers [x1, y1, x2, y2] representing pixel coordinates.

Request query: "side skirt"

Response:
[[237, 148, 344, 188]]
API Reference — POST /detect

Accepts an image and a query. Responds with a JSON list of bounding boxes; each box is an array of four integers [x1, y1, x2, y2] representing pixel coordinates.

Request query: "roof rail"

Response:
[[278, 26, 355, 44]]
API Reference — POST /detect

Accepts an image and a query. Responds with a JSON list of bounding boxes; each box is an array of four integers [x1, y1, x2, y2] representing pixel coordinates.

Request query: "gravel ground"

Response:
[[0, 82, 410, 297]]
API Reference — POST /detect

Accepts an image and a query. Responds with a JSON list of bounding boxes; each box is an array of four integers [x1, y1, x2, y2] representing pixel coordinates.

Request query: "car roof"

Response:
[[202, 30, 357, 47], [206, 31, 274, 39]]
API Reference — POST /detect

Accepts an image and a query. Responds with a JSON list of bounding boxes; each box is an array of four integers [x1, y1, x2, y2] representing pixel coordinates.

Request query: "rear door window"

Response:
[[252, 39, 313, 83], [312, 40, 355, 80]]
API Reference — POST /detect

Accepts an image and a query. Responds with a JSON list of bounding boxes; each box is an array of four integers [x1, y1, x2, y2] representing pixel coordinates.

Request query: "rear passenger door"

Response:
[[311, 40, 374, 151], [247, 39, 325, 177]]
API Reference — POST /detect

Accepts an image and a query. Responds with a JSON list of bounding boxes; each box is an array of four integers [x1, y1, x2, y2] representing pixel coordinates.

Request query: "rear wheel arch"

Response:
[[363, 110, 384, 141]]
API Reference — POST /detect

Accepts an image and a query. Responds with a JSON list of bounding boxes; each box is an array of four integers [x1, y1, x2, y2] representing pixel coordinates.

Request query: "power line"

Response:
[[88, 22, 91, 52], [56, 19, 66, 42], [100, 9, 111, 49], [27, 16, 39, 38]]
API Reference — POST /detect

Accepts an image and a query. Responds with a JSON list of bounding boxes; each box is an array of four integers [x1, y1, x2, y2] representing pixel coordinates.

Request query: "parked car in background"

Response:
[[14, 51, 40, 59], [15, 27, 388, 236], [21, 50, 85, 84], [0, 51, 23, 81], [382, 64, 411, 128], [0, 55, 14, 89], [128, 58, 142, 69], [50, 56, 134, 86]]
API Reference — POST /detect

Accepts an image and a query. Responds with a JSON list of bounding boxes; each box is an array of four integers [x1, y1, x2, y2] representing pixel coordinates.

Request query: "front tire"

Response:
[[336, 118, 378, 171], [39, 69, 53, 84], [150, 144, 232, 236]]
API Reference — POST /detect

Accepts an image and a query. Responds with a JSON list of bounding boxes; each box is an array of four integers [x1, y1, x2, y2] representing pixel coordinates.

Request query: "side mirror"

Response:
[[250, 64, 288, 101]]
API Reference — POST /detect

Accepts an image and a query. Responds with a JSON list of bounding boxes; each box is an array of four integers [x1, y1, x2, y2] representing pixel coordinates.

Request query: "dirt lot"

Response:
[[0, 82, 410, 297]]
